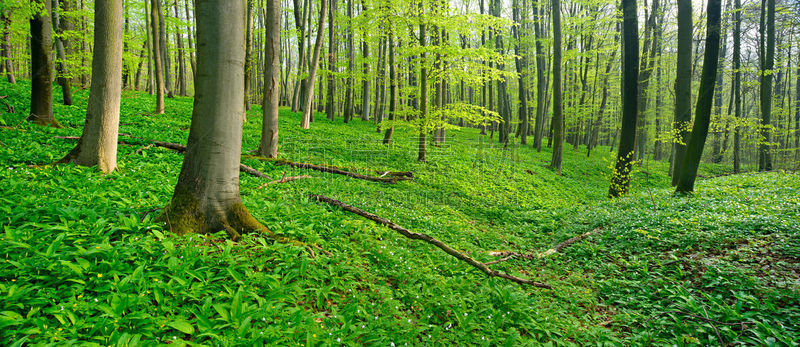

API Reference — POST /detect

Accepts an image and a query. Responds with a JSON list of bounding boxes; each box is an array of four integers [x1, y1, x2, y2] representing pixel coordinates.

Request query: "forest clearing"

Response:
[[1, 0, 799, 345]]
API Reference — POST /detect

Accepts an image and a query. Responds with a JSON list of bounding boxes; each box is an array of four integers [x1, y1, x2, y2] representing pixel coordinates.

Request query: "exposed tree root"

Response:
[[245, 156, 413, 183], [309, 193, 551, 289], [488, 227, 605, 262], [258, 175, 312, 188]]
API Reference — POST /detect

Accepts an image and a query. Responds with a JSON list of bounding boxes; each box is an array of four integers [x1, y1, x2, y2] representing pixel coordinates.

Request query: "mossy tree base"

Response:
[[27, 114, 62, 128]]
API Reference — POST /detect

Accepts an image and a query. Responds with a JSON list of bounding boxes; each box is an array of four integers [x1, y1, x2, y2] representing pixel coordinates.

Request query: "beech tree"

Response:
[[549, 0, 564, 174], [260, 0, 281, 157], [608, 0, 639, 198], [676, 0, 723, 193], [671, 0, 692, 185], [27, 0, 59, 127], [150, 0, 165, 114], [160, 0, 266, 237], [59, 0, 124, 173], [300, 0, 328, 129]]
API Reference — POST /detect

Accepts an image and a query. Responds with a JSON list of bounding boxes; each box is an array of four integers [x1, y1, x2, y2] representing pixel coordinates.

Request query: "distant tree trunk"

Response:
[[418, 13, 428, 162], [635, 0, 660, 162], [732, 0, 742, 173], [676, 0, 722, 193], [343, 0, 355, 123], [161, 1, 267, 238], [360, 0, 370, 121], [512, 0, 528, 145], [1, 13, 14, 84], [157, 0, 173, 98], [28, 0, 60, 127], [325, 0, 337, 121], [608, 0, 639, 197], [711, 1, 729, 163], [758, 0, 774, 171], [172, 0, 187, 96], [301, 0, 329, 129], [588, 23, 620, 157], [244, 0, 254, 111], [671, 0, 692, 185], [533, 0, 546, 150], [549, 0, 564, 174], [383, 32, 396, 145], [52, 0, 73, 105], [59, 0, 123, 173], [260, 0, 281, 157], [151, 0, 165, 114], [183, 0, 196, 79]]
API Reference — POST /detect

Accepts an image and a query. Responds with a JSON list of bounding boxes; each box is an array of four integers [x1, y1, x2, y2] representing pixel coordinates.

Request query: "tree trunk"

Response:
[[325, 0, 337, 121], [549, 0, 564, 174], [608, 0, 639, 197], [343, 0, 355, 123], [533, 0, 546, 150], [383, 32, 396, 145], [671, 0, 692, 185], [52, 0, 73, 105], [758, 0, 774, 171], [244, 0, 254, 110], [732, 0, 742, 173], [300, 0, 329, 128], [183, 0, 196, 80], [260, 0, 281, 157], [513, 0, 528, 145], [418, 13, 428, 162], [360, 0, 370, 121], [157, 0, 173, 98], [28, 0, 60, 127], [151, 0, 166, 114], [1, 13, 15, 84], [162, 1, 266, 238], [676, 0, 722, 193], [59, 0, 123, 173], [174, 0, 187, 97]]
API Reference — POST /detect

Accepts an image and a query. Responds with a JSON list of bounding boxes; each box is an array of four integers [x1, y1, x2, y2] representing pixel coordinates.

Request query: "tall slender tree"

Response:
[[161, 0, 267, 237], [151, 0, 166, 114], [0, 11, 15, 84], [28, 0, 59, 127], [59, 0, 124, 173], [52, 0, 73, 105], [260, 0, 281, 157], [676, 0, 723, 193], [608, 0, 639, 197], [671, 0, 692, 184], [758, 0, 775, 171], [325, 0, 338, 121], [733, 0, 743, 173], [301, 0, 329, 128], [549, 0, 564, 174]]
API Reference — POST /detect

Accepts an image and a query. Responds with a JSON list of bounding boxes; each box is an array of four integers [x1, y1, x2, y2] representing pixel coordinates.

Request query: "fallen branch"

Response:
[[258, 175, 312, 188], [0, 96, 14, 113], [489, 227, 605, 261], [245, 156, 413, 183], [309, 193, 551, 289]]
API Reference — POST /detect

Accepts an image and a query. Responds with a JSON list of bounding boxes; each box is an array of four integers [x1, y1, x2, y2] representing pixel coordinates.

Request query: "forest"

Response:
[[0, 0, 798, 344]]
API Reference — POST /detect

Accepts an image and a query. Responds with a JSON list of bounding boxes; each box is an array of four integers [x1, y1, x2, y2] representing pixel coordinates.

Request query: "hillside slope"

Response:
[[1, 81, 797, 345]]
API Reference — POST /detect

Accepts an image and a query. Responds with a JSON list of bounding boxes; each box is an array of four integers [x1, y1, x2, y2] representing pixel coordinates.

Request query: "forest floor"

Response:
[[1, 80, 799, 346]]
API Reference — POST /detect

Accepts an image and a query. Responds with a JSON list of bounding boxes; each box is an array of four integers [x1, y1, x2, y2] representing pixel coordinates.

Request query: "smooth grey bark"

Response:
[[325, 0, 337, 121], [733, 0, 742, 173], [244, 0, 254, 110], [173, 0, 187, 96], [301, 0, 329, 128], [151, 0, 165, 114], [162, 0, 265, 238], [512, 0, 528, 145], [671, 0, 692, 184], [676, 0, 722, 193], [382, 32, 396, 145], [59, 0, 124, 173], [758, 0, 774, 171], [52, 0, 73, 105], [532, 0, 546, 150], [360, 0, 370, 121], [1, 13, 14, 84], [418, 11, 428, 162], [260, 0, 281, 158], [343, 0, 355, 123], [183, 0, 196, 79], [157, 0, 173, 98], [28, 0, 59, 127], [608, 0, 639, 197], [549, 0, 564, 174]]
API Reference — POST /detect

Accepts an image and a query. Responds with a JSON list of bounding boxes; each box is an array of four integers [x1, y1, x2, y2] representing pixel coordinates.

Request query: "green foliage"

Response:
[[1, 79, 797, 345]]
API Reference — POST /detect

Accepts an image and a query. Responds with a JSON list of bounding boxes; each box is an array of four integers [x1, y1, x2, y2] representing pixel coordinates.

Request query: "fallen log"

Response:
[[310, 193, 551, 289], [258, 175, 312, 188], [245, 156, 413, 182], [488, 227, 605, 262]]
